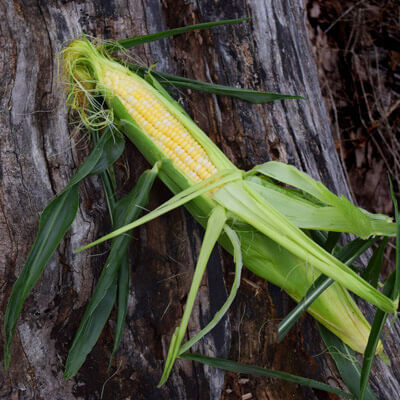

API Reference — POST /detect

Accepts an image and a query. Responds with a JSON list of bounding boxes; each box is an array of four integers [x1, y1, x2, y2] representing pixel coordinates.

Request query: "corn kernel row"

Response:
[[102, 69, 218, 182]]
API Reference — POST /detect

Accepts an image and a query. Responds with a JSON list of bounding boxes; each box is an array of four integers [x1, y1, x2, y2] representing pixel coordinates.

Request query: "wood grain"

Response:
[[0, 1, 398, 399]]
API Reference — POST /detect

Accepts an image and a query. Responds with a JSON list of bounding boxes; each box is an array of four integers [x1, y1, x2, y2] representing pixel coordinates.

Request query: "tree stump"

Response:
[[0, 1, 398, 399]]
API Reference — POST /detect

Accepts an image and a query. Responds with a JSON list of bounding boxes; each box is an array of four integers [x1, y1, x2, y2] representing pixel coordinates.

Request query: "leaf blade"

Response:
[[319, 324, 377, 400], [359, 180, 399, 399], [4, 186, 79, 368], [128, 64, 304, 103], [108, 18, 250, 50], [278, 236, 377, 342], [64, 165, 159, 378], [181, 352, 354, 399]]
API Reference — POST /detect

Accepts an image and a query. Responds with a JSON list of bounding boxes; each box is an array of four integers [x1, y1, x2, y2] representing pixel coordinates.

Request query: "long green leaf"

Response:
[[158, 206, 227, 386], [389, 176, 400, 298], [178, 225, 243, 354], [278, 236, 377, 342], [128, 64, 304, 103], [107, 18, 250, 51], [64, 164, 159, 378], [63, 278, 117, 378], [93, 142, 128, 369], [109, 253, 130, 368], [181, 353, 354, 399], [319, 325, 377, 400], [362, 238, 389, 287], [4, 128, 125, 369], [359, 273, 395, 400], [89, 132, 125, 176], [4, 186, 79, 368], [63, 128, 122, 191], [359, 181, 399, 399]]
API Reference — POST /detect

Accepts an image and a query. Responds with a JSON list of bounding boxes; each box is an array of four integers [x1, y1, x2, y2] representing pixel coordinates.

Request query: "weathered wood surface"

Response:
[[0, 0, 398, 399]]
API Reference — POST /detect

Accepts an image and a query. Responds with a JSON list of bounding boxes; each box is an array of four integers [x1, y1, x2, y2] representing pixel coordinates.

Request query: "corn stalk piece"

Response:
[[62, 38, 398, 383]]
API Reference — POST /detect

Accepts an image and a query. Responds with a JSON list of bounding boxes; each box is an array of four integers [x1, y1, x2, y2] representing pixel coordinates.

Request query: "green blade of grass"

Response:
[[180, 352, 354, 399], [64, 164, 159, 378], [278, 236, 377, 343], [359, 180, 399, 399], [318, 324, 377, 400], [107, 18, 250, 51], [127, 64, 304, 103], [3, 128, 123, 369]]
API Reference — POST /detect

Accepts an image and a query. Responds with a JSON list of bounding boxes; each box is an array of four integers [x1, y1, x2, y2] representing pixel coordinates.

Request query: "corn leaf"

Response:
[[362, 238, 389, 287], [325, 231, 341, 253], [128, 64, 304, 103], [250, 162, 396, 238], [3, 187, 79, 369], [278, 236, 377, 343], [94, 149, 129, 369], [158, 206, 227, 386], [64, 128, 123, 191], [109, 253, 130, 368], [88, 132, 125, 176], [390, 176, 400, 298], [3, 129, 122, 369], [64, 279, 118, 379], [180, 353, 354, 399], [318, 324, 377, 400], [359, 273, 395, 400], [108, 18, 250, 51], [178, 225, 242, 354], [359, 181, 400, 399], [64, 164, 159, 378]]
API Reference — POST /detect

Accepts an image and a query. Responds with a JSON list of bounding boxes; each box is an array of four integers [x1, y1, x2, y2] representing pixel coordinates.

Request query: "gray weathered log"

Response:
[[0, 0, 399, 399]]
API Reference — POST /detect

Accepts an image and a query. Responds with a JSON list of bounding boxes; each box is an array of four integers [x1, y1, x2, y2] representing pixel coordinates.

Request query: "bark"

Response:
[[0, 1, 398, 399]]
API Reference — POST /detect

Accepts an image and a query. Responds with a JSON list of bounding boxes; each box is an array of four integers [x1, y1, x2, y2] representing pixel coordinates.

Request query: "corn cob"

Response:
[[63, 38, 397, 380]]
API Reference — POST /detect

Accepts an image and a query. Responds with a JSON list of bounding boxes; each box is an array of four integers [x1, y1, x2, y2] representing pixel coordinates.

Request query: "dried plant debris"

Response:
[[307, 0, 400, 215]]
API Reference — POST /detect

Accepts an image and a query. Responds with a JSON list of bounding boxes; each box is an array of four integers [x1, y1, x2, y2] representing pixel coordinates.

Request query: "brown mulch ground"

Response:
[[307, 0, 400, 216]]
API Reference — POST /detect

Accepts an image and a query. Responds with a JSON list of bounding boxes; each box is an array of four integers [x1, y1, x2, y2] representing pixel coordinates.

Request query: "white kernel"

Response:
[[174, 147, 183, 155]]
